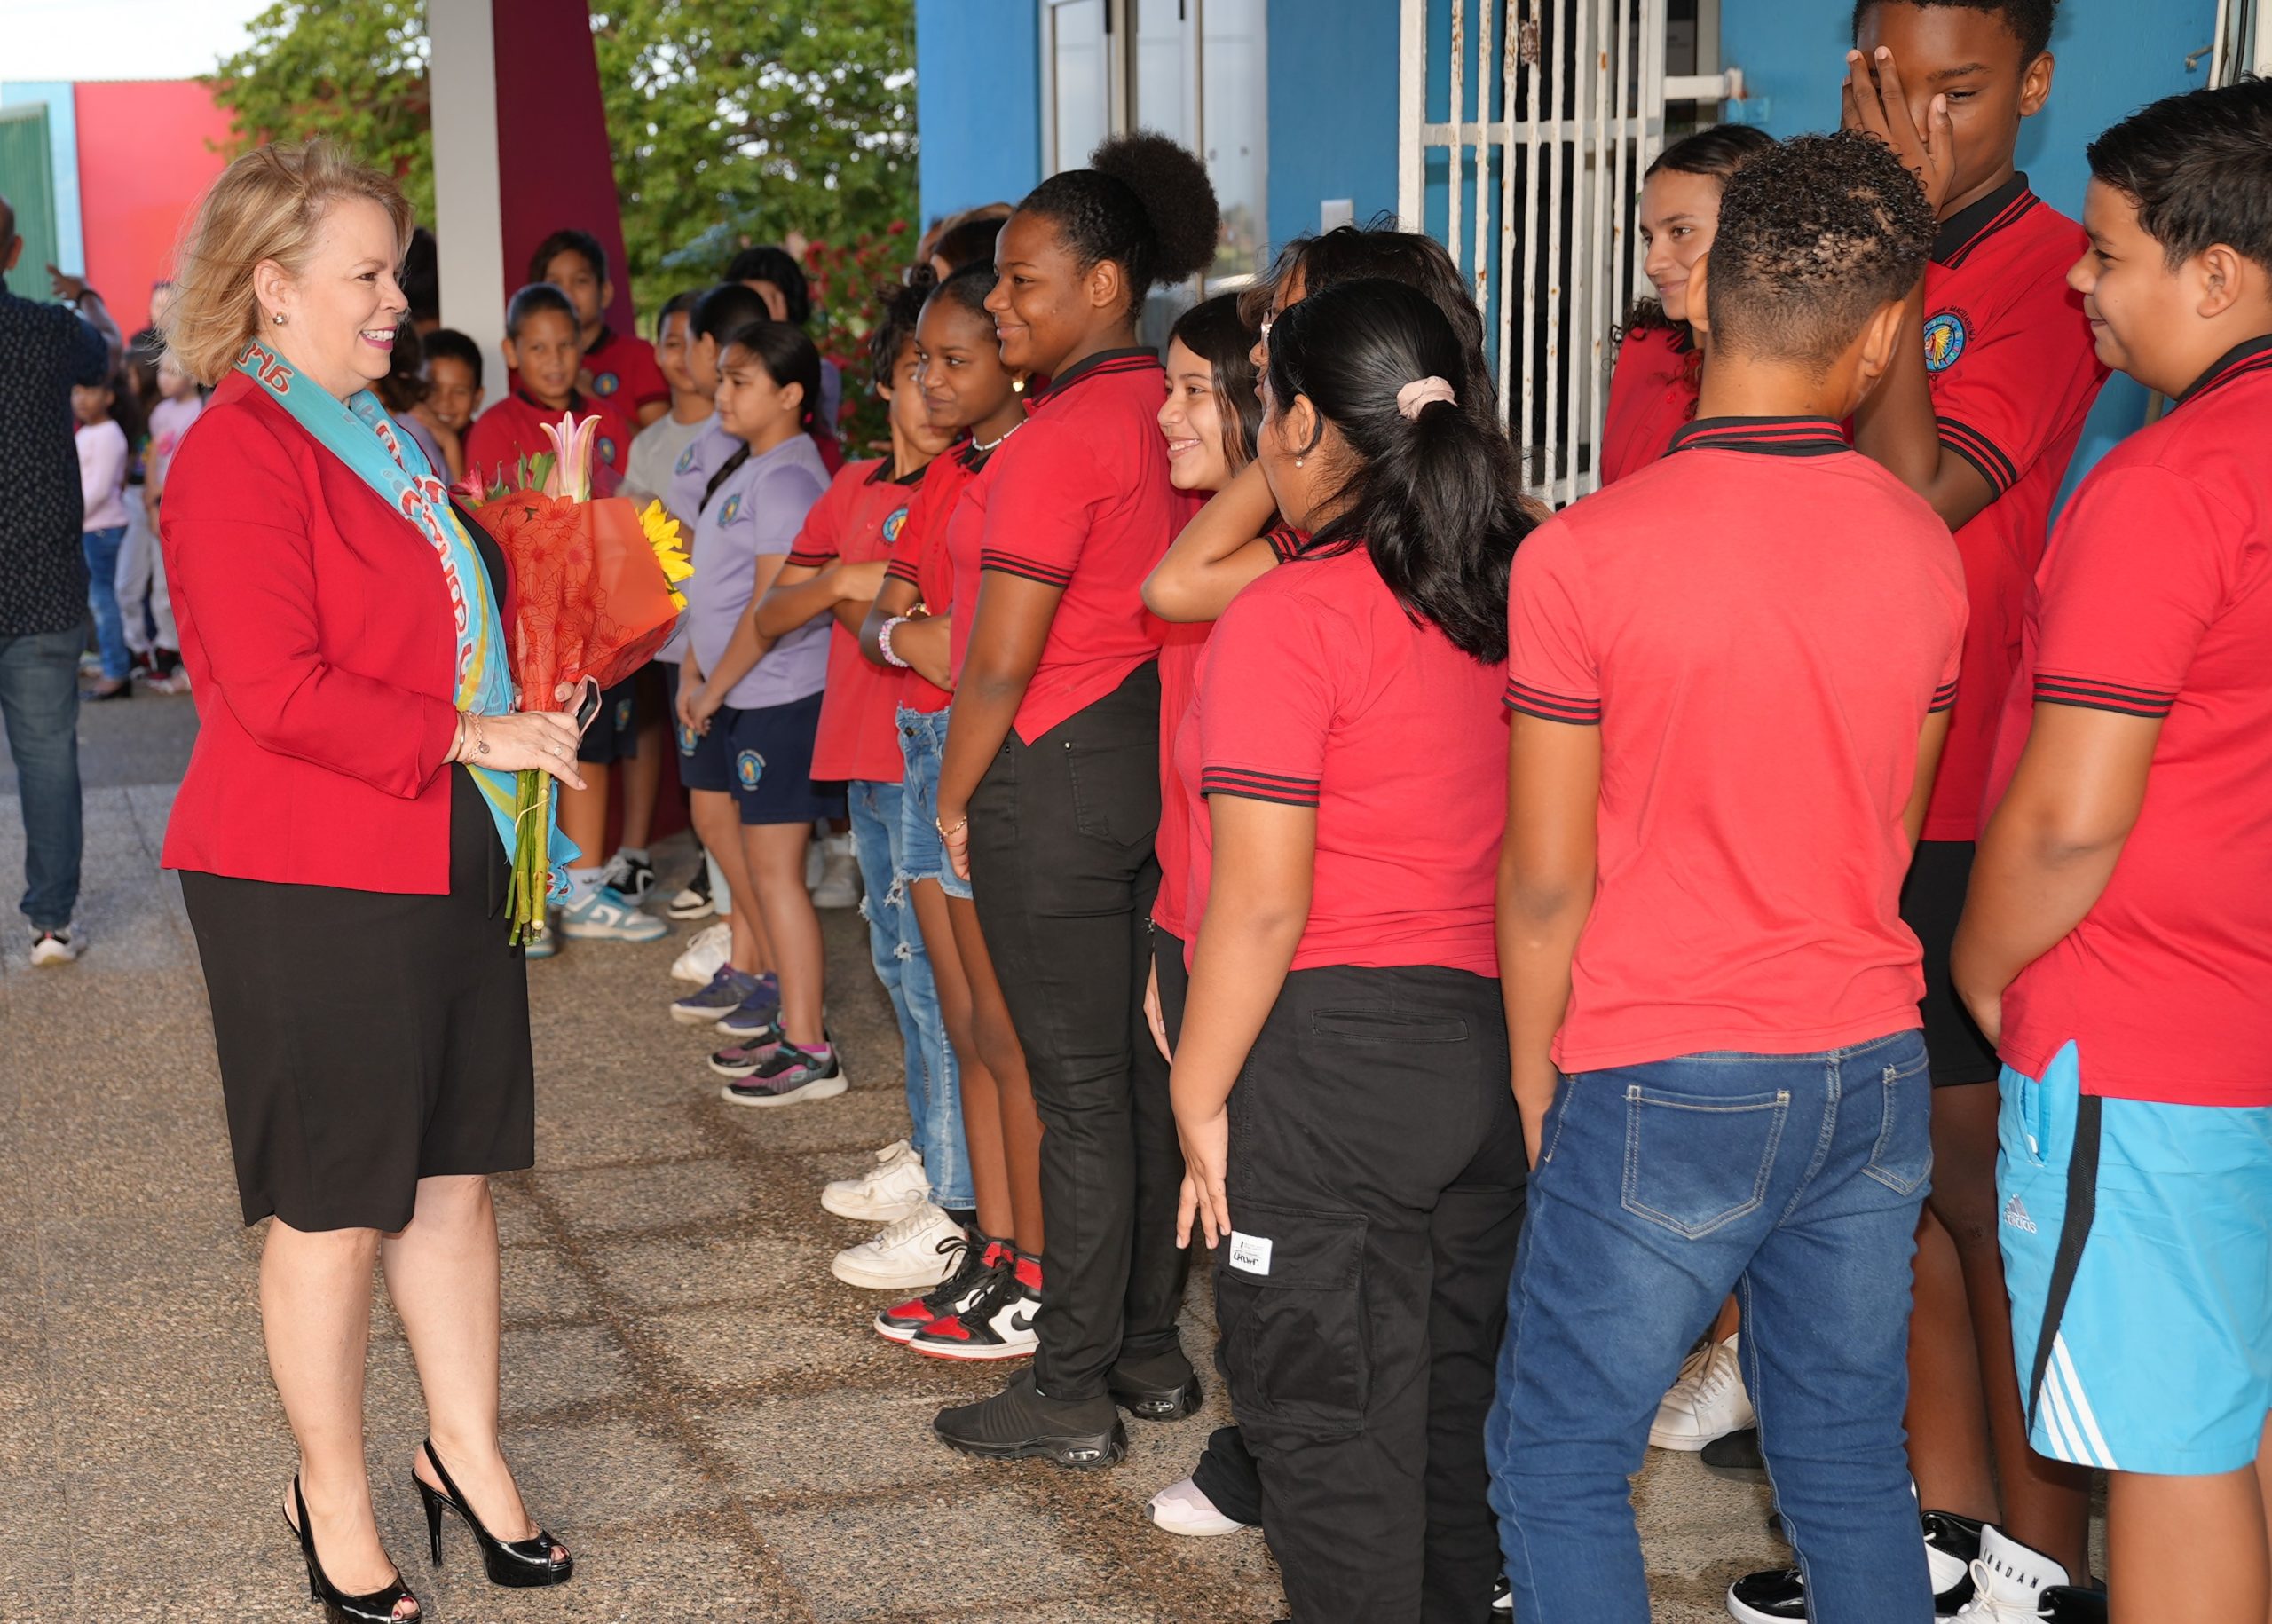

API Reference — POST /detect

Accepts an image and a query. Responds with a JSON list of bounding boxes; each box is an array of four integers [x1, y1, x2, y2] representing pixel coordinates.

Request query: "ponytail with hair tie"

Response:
[[1396, 376, 1457, 420]]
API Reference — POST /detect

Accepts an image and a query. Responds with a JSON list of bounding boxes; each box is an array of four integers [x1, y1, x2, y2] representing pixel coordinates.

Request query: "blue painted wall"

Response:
[[1265, 0, 1401, 248], [1719, 0, 2223, 490], [913, 0, 1045, 225]]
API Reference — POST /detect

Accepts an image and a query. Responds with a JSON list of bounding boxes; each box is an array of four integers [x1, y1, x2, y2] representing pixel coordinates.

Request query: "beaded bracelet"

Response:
[[878, 615, 912, 669]]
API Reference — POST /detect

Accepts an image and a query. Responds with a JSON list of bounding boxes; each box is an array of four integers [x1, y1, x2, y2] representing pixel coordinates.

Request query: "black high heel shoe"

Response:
[[414, 1438, 574, 1589], [285, 1476, 421, 1623]]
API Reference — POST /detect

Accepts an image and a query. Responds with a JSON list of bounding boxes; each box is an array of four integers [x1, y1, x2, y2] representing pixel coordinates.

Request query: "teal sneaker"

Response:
[[557, 883, 667, 942]]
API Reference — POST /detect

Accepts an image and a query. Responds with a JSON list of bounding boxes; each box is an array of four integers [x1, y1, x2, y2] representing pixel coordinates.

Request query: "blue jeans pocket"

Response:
[[1863, 1047, 1934, 1195], [1621, 1081, 1789, 1238]]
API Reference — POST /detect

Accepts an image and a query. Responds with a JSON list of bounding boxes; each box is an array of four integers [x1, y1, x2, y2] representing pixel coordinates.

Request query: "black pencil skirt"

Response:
[[179, 766, 536, 1233]]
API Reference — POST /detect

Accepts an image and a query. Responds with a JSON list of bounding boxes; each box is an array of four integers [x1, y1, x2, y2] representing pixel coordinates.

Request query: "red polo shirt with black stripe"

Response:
[[1177, 541, 1508, 975], [1986, 335, 2272, 1107], [1600, 325, 1698, 486], [789, 456, 929, 782], [584, 326, 672, 415], [883, 440, 983, 716], [1508, 417, 1966, 1071], [959, 348, 1178, 743], [463, 389, 635, 498], [1152, 520, 1298, 942], [1914, 173, 2107, 840]]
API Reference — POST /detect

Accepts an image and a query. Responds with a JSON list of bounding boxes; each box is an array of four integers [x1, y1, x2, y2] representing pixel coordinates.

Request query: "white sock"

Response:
[[706, 850, 731, 915], [617, 845, 649, 864], [566, 867, 604, 904]]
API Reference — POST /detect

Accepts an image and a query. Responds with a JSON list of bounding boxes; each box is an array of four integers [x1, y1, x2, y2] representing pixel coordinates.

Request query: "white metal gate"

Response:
[[1397, 0, 1671, 506]]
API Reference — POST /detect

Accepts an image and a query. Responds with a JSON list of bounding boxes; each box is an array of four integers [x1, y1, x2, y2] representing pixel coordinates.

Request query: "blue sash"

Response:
[[233, 341, 575, 886]]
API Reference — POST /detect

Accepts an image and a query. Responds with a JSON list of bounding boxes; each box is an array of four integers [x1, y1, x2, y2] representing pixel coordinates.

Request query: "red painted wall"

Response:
[[73, 81, 233, 332], [490, 0, 636, 329]]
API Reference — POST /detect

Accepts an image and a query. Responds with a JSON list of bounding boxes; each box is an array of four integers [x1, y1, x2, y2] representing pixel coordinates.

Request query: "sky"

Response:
[[6, 0, 265, 82]]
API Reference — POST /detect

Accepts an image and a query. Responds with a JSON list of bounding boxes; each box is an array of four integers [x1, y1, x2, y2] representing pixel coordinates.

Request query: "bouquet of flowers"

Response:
[[466, 414, 692, 942]]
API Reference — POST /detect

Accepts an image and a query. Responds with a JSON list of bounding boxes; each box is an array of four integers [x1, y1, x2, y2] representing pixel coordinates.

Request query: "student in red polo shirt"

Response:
[[751, 281, 972, 1289], [527, 227, 670, 428], [1953, 82, 2272, 1624], [462, 282, 652, 951], [1169, 279, 1530, 1620], [1487, 134, 1960, 1624], [927, 134, 1219, 1467], [1600, 123, 1771, 487], [860, 263, 1049, 1363], [1799, 1, 2110, 1603]]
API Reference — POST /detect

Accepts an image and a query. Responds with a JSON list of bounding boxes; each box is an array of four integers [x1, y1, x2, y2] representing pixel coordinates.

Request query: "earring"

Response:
[[1011, 376, 1026, 395], [1294, 456, 1304, 468], [272, 311, 287, 326]]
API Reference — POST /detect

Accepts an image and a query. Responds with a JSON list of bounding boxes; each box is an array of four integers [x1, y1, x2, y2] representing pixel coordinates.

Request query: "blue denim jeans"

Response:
[[0, 628, 85, 928], [847, 776, 970, 1210], [81, 525, 131, 681], [1489, 1029, 1935, 1624], [895, 705, 969, 899]]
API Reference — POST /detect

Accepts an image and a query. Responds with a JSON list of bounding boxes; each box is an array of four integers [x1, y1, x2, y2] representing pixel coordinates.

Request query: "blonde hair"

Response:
[[162, 139, 413, 384]]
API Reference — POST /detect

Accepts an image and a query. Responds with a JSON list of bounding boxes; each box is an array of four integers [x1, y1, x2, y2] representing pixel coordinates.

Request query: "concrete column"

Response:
[[427, 0, 509, 393]]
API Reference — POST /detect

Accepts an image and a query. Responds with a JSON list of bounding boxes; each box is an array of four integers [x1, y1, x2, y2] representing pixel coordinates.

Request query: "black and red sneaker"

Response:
[[875, 1235, 1004, 1344], [911, 1250, 1042, 1361]]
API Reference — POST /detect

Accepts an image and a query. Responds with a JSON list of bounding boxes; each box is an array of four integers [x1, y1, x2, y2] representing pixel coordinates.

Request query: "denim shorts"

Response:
[[896, 705, 970, 899]]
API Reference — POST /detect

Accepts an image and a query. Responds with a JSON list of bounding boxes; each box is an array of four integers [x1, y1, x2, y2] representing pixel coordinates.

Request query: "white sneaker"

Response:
[[830, 1202, 964, 1290], [1650, 1332, 1755, 1450], [29, 925, 82, 966], [810, 831, 859, 908], [1147, 1476, 1253, 1537], [1951, 1525, 2071, 1621], [821, 1139, 930, 1222], [670, 919, 733, 983], [557, 882, 667, 942]]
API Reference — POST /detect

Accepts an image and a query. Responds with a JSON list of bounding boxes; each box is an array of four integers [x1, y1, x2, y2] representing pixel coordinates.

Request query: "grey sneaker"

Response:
[[721, 1039, 847, 1108]]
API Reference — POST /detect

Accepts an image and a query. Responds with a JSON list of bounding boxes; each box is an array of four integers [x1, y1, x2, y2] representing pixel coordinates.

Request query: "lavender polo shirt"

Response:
[[687, 432, 830, 712]]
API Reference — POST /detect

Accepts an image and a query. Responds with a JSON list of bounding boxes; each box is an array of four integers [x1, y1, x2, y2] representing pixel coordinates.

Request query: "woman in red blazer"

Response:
[[159, 143, 580, 1621]]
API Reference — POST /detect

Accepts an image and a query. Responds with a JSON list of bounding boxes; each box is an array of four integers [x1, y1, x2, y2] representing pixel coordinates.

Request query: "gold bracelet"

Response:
[[935, 814, 968, 840]]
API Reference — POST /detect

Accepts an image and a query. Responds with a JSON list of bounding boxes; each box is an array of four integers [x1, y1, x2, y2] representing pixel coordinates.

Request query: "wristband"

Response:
[[878, 615, 912, 668]]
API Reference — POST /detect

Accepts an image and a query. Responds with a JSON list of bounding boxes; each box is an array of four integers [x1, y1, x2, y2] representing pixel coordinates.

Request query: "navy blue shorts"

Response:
[[680, 690, 846, 825], [576, 676, 642, 765]]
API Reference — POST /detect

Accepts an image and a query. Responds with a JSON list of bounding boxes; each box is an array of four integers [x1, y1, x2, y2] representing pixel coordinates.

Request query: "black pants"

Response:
[[1219, 964, 1525, 1624], [968, 662, 1188, 1399]]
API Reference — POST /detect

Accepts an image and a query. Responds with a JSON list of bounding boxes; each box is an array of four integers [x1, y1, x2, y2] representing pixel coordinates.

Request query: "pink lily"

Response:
[[540, 412, 600, 503]]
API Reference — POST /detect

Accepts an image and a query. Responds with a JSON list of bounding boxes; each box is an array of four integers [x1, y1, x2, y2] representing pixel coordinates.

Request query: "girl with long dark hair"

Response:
[[929, 133, 1219, 1465], [1170, 279, 1534, 1620], [856, 264, 1051, 1360], [1600, 123, 1774, 486]]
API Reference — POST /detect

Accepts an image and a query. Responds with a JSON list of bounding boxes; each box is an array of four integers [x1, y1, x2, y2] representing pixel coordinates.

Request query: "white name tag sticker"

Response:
[[1227, 1231, 1274, 1276]]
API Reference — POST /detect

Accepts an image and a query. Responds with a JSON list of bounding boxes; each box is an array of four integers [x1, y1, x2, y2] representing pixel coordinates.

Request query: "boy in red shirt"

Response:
[[527, 227, 670, 427], [1954, 81, 2272, 1624], [464, 283, 653, 950], [1487, 133, 1959, 1624]]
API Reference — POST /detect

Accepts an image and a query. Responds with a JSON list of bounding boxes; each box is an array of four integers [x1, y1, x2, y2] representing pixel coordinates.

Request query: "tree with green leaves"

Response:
[[209, 0, 918, 321]]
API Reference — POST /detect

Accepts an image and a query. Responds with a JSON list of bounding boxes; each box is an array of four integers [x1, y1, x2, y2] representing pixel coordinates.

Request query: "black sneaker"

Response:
[[721, 1038, 848, 1108], [1108, 1345, 1202, 1421], [1725, 1509, 1983, 1622], [1493, 1575, 1513, 1613], [934, 1368, 1124, 1469], [2040, 1585, 2109, 1622], [876, 1236, 1005, 1344], [602, 849, 655, 903], [1700, 1424, 1766, 1481], [666, 863, 714, 920]]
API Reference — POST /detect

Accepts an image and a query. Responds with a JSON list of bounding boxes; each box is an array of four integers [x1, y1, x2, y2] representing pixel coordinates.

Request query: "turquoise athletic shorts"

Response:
[[1999, 1040, 2272, 1475]]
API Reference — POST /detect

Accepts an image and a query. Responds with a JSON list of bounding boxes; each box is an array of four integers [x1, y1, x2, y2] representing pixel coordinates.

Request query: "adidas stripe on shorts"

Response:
[[1998, 1040, 2272, 1475]]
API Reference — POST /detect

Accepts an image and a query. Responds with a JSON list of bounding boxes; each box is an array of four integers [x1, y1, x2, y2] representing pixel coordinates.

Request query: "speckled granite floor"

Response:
[[2, 691, 1794, 1622]]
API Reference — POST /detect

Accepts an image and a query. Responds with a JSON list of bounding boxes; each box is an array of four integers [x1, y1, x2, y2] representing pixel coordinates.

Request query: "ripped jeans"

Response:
[[846, 777, 970, 1210]]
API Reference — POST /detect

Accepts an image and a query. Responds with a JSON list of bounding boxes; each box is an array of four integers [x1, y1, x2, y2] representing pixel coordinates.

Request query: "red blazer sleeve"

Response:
[[161, 401, 461, 800]]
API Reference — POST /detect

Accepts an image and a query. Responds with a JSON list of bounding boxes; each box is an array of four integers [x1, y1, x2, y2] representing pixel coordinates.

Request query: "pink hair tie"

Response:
[[1396, 375, 1457, 420]]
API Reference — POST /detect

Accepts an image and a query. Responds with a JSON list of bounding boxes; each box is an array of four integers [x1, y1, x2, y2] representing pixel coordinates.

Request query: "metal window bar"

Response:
[[1399, 0, 1671, 508]]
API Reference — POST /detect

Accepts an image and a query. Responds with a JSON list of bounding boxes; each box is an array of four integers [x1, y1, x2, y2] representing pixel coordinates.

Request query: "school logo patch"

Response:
[[676, 721, 699, 756], [735, 749, 765, 790], [599, 434, 619, 465], [1922, 311, 1968, 373], [881, 505, 911, 546], [674, 445, 698, 474], [718, 492, 744, 525], [613, 697, 633, 731], [594, 371, 620, 397]]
